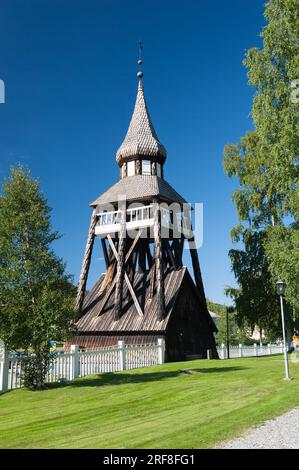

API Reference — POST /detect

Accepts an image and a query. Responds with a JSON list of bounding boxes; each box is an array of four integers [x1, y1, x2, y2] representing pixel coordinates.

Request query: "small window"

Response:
[[156, 163, 161, 177], [127, 161, 135, 176], [142, 160, 151, 176]]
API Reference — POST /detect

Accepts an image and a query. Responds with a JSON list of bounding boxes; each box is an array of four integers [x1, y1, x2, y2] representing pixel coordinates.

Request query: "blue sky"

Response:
[[0, 0, 265, 305]]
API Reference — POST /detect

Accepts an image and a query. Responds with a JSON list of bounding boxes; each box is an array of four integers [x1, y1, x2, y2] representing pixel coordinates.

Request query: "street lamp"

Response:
[[276, 280, 290, 380]]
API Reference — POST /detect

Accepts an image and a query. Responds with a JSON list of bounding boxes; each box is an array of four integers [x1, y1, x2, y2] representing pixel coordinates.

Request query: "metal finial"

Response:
[[137, 40, 143, 78]]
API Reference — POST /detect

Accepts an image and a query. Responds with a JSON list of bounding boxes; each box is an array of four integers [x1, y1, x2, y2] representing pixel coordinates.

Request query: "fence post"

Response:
[[207, 349, 211, 360], [254, 343, 258, 357], [70, 345, 79, 380], [239, 344, 243, 358], [118, 340, 126, 370], [268, 343, 271, 355], [0, 340, 9, 392], [158, 338, 165, 364], [221, 343, 226, 359]]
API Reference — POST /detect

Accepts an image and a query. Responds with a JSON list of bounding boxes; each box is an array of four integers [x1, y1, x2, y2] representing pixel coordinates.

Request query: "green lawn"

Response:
[[1, 355, 299, 449]]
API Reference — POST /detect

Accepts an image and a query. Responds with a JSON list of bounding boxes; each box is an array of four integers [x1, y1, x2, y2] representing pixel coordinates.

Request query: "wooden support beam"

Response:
[[97, 230, 143, 315], [138, 239, 146, 272], [107, 235, 143, 317], [128, 249, 138, 285], [146, 242, 153, 269], [172, 211, 184, 267], [101, 238, 109, 269], [123, 272, 143, 317], [149, 263, 156, 299], [172, 237, 184, 267], [188, 233, 207, 309], [98, 239, 118, 296], [165, 240, 177, 269], [95, 263, 117, 316], [114, 203, 126, 319], [75, 208, 98, 312], [162, 241, 168, 268], [126, 229, 143, 261], [171, 239, 178, 262], [153, 199, 165, 319]]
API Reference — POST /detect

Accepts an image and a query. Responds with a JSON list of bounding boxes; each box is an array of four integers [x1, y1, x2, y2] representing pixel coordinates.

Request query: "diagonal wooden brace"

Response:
[[114, 204, 126, 318], [75, 208, 98, 312], [188, 229, 208, 310], [107, 234, 143, 317], [153, 199, 165, 319], [96, 230, 143, 316]]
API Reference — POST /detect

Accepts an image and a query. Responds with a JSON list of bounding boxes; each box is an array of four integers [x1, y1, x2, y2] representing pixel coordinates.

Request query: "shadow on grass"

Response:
[[44, 366, 248, 390], [0, 366, 249, 395]]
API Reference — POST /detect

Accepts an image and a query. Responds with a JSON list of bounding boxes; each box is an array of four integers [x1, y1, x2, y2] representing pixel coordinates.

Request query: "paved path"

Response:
[[219, 407, 299, 449]]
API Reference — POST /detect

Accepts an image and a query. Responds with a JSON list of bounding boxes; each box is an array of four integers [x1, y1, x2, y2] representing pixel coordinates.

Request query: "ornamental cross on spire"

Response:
[[137, 40, 143, 79]]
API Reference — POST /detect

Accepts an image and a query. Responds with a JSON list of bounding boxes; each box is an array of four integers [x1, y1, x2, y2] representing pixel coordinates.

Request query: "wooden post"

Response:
[[158, 338, 165, 364], [0, 340, 9, 392], [188, 235, 207, 307], [118, 340, 126, 370], [149, 263, 156, 299], [70, 345, 79, 380], [138, 239, 146, 272], [128, 248, 138, 285], [75, 208, 98, 312], [172, 238, 183, 267], [101, 238, 109, 269], [114, 200, 126, 319], [146, 242, 153, 269], [153, 199, 165, 319], [165, 240, 176, 269]]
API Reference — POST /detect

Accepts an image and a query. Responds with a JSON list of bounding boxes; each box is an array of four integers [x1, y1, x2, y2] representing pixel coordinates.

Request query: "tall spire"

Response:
[[116, 46, 167, 167]]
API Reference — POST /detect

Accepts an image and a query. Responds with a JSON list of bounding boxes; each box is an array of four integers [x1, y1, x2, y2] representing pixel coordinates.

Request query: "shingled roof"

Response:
[[90, 175, 187, 207], [116, 79, 167, 166], [76, 267, 217, 334], [76, 268, 187, 333]]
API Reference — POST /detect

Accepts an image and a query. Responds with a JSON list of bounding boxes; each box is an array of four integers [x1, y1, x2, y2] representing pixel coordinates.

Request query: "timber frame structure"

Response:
[[71, 68, 218, 361]]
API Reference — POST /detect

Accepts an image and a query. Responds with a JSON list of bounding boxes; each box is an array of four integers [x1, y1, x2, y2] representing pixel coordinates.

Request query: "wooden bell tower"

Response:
[[72, 60, 218, 360]]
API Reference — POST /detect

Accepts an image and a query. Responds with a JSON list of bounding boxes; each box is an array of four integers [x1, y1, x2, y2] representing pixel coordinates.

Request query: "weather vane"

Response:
[[137, 40, 143, 79]]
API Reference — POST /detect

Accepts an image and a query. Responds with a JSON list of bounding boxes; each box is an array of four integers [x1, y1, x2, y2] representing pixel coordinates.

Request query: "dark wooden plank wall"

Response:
[[165, 275, 218, 361]]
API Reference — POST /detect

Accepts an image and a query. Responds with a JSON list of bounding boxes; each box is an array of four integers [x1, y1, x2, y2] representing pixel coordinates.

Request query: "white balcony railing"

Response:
[[95, 205, 154, 235], [95, 204, 192, 237]]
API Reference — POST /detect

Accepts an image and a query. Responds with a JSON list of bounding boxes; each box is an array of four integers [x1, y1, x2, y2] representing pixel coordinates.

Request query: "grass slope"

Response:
[[1, 355, 299, 449]]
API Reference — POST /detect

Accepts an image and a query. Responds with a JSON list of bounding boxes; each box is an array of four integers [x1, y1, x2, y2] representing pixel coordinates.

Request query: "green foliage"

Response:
[[23, 349, 50, 390], [0, 165, 77, 389], [226, 231, 284, 340], [207, 299, 252, 345], [223, 0, 299, 313]]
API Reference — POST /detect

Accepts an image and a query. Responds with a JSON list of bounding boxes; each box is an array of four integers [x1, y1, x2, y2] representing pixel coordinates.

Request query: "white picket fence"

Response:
[[0, 340, 284, 392], [217, 343, 284, 360], [0, 339, 165, 392]]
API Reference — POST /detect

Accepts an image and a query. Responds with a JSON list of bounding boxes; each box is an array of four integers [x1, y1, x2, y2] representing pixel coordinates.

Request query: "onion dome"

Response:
[[116, 79, 167, 167]]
